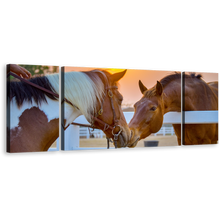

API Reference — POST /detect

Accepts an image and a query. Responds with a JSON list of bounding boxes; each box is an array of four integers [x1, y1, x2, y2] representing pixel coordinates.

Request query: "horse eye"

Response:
[[150, 106, 157, 111], [118, 98, 123, 104], [118, 95, 123, 104]]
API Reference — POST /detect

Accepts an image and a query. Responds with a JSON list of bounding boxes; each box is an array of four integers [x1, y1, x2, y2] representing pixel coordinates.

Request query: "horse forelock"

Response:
[[144, 88, 157, 98], [87, 69, 120, 87], [84, 69, 109, 87]]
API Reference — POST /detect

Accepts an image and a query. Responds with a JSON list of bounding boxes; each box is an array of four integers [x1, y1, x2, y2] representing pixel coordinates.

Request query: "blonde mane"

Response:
[[63, 71, 104, 121]]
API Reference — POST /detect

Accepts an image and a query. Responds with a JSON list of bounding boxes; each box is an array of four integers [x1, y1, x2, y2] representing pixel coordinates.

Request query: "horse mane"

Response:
[[7, 73, 59, 107], [144, 72, 204, 98], [8, 69, 110, 122], [64, 70, 105, 122]]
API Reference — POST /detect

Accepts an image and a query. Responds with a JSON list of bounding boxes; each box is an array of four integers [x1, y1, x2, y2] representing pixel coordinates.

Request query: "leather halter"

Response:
[[8, 71, 123, 149], [87, 70, 123, 148], [90, 85, 122, 148]]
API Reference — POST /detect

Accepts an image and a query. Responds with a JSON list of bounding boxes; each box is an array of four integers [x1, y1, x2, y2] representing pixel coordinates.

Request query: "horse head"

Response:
[[90, 69, 131, 148], [128, 80, 164, 147]]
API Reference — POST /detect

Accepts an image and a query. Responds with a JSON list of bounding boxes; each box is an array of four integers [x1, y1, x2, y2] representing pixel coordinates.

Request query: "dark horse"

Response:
[[128, 72, 218, 147]]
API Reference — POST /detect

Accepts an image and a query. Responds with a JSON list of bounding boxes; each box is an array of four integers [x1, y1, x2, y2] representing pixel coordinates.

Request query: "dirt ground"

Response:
[[79, 135, 178, 148], [49, 135, 178, 150]]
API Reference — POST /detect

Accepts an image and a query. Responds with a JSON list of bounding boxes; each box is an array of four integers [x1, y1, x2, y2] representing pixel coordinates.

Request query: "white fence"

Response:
[[79, 124, 174, 138], [50, 111, 218, 151], [80, 127, 104, 138], [154, 126, 175, 136]]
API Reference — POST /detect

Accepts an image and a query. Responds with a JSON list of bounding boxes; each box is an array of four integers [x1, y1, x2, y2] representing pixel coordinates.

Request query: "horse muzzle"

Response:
[[112, 126, 131, 148], [127, 129, 140, 148]]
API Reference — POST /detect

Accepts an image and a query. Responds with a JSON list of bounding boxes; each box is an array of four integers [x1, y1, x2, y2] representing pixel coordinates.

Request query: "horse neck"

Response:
[[37, 102, 82, 151], [162, 81, 181, 114], [37, 100, 84, 148], [162, 79, 218, 113], [184, 79, 218, 110]]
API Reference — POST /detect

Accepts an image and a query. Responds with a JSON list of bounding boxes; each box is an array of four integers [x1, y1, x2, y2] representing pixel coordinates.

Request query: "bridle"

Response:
[[7, 70, 123, 149], [84, 70, 123, 148], [90, 84, 122, 149]]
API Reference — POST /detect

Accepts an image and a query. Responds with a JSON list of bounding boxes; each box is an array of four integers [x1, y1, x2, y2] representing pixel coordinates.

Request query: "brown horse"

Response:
[[7, 68, 131, 152], [128, 72, 218, 147]]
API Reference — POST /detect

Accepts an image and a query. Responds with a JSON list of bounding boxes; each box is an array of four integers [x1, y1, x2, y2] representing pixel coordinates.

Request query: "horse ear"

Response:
[[139, 80, 147, 94], [156, 81, 163, 96], [110, 69, 127, 82]]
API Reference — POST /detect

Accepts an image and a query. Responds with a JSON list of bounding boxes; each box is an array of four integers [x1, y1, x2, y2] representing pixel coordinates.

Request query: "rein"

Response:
[[8, 71, 122, 149]]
